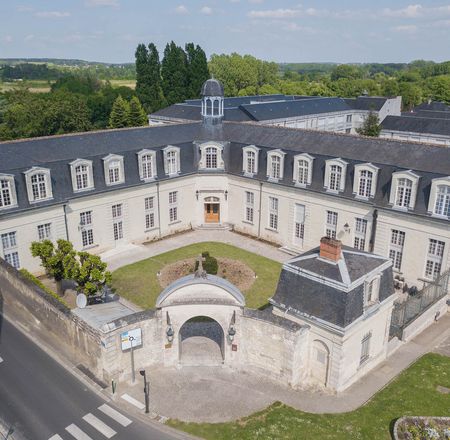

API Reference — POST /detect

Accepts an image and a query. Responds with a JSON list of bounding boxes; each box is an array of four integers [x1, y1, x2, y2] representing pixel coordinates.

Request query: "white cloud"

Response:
[[24, 34, 35, 42], [16, 5, 34, 12], [392, 24, 418, 32], [383, 4, 423, 18], [85, 0, 119, 7], [2, 35, 13, 43], [200, 6, 213, 15], [248, 8, 301, 19], [34, 11, 71, 18], [248, 0, 264, 3], [175, 5, 189, 15]]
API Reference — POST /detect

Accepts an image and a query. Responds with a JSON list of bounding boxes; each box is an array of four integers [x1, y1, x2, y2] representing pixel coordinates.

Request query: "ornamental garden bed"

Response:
[[394, 416, 450, 440]]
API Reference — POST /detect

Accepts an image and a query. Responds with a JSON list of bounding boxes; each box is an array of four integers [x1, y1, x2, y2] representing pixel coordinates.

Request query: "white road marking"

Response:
[[48, 435, 64, 440], [120, 393, 145, 410], [82, 413, 116, 438], [65, 423, 93, 440], [98, 404, 132, 427]]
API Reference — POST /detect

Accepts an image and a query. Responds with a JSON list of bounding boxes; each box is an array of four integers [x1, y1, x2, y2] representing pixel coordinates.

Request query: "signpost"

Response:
[[120, 328, 142, 384]]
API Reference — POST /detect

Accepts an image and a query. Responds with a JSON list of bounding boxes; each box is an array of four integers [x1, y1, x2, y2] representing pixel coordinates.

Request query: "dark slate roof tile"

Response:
[[381, 115, 450, 136]]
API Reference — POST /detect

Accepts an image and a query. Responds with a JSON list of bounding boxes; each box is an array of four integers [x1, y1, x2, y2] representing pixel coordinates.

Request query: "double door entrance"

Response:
[[204, 203, 220, 223]]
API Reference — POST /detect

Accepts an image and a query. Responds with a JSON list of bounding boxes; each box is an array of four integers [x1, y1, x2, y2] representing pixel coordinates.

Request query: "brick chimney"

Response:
[[320, 237, 342, 262]]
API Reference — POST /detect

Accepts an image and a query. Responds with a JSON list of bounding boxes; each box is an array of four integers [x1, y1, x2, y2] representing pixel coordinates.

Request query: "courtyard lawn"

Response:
[[167, 353, 450, 440], [110, 241, 282, 310]]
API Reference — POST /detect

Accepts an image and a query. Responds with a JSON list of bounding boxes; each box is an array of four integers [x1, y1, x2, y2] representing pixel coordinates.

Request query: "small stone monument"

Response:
[[194, 254, 208, 279]]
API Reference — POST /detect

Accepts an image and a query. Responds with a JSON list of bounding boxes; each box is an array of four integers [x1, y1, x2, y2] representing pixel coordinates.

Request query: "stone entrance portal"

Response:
[[179, 316, 224, 366], [204, 196, 220, 223]]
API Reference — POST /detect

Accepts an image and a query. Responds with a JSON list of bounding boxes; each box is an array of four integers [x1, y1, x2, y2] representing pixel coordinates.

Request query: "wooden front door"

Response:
[[205, 203, 220, 223]]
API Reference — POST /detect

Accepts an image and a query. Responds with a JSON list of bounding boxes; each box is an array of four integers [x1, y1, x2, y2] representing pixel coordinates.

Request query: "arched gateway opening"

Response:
[[179, 316, 224, 366]]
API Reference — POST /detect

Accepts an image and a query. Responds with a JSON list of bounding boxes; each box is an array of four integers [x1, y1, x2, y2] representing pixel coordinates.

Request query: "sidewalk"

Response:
[[109, 313, 450, 422], [101, 229, 292, 272]]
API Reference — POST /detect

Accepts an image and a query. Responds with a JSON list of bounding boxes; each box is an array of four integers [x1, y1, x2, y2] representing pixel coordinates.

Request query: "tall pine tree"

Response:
[[147, 43, 166, 112], [185, 43, 210, 99], [161, 41, 188, 105], [109, 95, 130, 128], [135, 44, 153, 112], [128, 96, 148, 127]]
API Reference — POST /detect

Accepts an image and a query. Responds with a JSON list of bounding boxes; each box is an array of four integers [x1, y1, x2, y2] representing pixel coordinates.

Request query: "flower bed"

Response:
[[394, 416, 450, 440]]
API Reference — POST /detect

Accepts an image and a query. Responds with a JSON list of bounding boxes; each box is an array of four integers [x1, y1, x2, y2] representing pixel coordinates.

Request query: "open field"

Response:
[[167, 353, 450, 440], [0, 80, 53, 93], [110, 241, 282, 309], [108, 79, 136, 89]]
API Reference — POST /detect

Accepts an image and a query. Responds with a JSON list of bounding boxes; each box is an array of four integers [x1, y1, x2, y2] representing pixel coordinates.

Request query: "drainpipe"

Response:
[[257, 181, 263, 238], [369, 208, 378, 253], [156, 181, 162, 239], [63, 204, 70, 242]]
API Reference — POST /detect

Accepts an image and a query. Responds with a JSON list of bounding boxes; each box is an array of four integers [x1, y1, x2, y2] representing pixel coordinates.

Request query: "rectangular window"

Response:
[[425, 239, 445, 280], [0, 179, 12, 207], [389, 229, 405, 271], [112, 204, 124, 241], [360, 332, 371, 365], [245, 191, 254, 223], [37, 223, 52, 241], [169, 191, 178, 223], [268, 196, 278, 230], [108, 162, 121, 184], [325, 211, 338, 239], [346, 114, 352, 123], [354, 218, 368, 251], [1, 231, 19, 269], [31, 173, 47, 200], [293, 203, 305, 246], [80, 211, 94, 247], [145, 196, 155, 230], [112, 204, 122, 219], [246, 151, 256, 174]]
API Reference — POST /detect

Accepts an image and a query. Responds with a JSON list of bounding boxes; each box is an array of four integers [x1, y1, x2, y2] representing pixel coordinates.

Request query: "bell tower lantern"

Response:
[[201, 78, 224, 125]]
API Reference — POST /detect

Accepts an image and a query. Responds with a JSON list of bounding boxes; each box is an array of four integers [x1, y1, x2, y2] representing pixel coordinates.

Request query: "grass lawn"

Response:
[[110, 241, 282, 309], [0, 80, 53, 93], [167, 353, 450, 440], [108, 79, 136, 89]]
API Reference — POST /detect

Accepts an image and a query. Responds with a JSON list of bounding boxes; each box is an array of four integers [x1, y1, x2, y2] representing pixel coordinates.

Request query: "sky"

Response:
[[1, 1, 450, 64]]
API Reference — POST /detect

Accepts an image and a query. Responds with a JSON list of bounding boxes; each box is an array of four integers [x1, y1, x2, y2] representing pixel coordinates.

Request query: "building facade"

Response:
[[0, 81, 449, 293]]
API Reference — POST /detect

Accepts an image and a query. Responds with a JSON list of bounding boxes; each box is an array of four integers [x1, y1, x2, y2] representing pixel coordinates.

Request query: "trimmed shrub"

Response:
[[19, 269, 68, 307], [194, 251, 219, 275]]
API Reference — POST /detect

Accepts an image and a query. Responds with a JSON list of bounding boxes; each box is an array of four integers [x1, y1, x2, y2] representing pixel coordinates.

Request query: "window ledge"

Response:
[[168, 220, 181, 226], [243, 172, 256, 178], [141, 177, 157, 183], [82, 244, 99, 251], [0, 204, 18, 211], [242, 220, 254, 225], [265, 227, 279, 233], [73, 187, 95, 194], [391, 205, 410, 212], [29, 197, 53, 204], [105, 181, 125, 187], [144, 227, 159, 233], [294, 182, 308, 188], [358, 357, 371, 370], [267, 177, 280, 183]]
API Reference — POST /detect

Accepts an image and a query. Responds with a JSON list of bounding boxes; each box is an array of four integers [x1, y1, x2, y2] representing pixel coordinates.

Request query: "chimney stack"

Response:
[[320, 237, 342, 262]]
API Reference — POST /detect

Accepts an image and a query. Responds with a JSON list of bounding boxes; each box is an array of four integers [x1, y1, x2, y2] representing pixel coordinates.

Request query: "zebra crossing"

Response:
[[48, 404, 132, 440]]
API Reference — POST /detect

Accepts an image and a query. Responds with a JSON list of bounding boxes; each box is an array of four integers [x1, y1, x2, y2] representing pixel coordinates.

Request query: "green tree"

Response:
[[330, 64, 363, 81], [128, 96, 148, 126], [146, 43, 166, 112], [109, 95, 130, 128], [356, 111, 381, 137], [30, 239, 78, 294], [73, 252, 112, 297], [161, 41, 188, 105], [185, 43, 210, 99]]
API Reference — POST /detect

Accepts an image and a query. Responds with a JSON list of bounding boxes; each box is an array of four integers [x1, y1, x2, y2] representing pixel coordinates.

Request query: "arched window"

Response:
[[75, 164, 89, 190], [246, 150, 256, 174], [141, 154, 153, 180], [0, 178, 13, 208], [31, 173, 48, 200], [434, 185, 450, 217], [395, 178, 413, 208], [270, 155, 281, 179], [298, 160, 309, 185], [329, 165, 342, 191], [358, 170, 373, 198], [205, 147, 218, 169]]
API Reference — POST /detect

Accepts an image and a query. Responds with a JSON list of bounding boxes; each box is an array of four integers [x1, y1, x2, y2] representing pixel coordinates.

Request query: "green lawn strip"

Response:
[[110, 241, 281, 309], [167, 353, 450, 440]]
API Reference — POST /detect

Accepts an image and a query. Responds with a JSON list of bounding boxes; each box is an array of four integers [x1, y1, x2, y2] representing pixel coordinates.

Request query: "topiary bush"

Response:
[[194, 251, 218, 275]]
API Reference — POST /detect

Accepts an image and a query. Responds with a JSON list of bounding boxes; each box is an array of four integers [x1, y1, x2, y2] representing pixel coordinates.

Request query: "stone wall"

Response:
[[0, 258, 102, 378]]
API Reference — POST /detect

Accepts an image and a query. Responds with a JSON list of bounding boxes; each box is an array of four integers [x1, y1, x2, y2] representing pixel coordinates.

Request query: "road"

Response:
[[0, 318, 188, 440]]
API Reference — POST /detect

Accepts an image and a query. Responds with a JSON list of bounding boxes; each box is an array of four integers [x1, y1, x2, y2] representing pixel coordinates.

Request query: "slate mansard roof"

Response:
[[381, 115, 450, 137], [1, 121, 450, 219], [270, 246, 394, 328], [151, 95, 391, 123]]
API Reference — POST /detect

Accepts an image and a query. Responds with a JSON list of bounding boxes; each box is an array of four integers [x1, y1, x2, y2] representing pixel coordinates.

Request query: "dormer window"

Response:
[[428, 177, 450, 219], [267, 150, 285, 181], [293, 153, 314, 186], [103, 154, 125, 186], [70, 159, 94, 192], [24, 167, 53, 203], [390, 170, 419, 210], [242, 145, 260, 176], [353, 163, 378, 199], [163, 146, 181, 176], [325, 159, 347, 193], [0, 174, 17, 209], [198, 142, 224, 171], [137, 149, 157, 181]]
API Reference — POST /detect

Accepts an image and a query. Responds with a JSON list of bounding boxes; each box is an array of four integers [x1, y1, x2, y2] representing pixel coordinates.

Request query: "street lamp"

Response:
[[228, 310, 236, 343], [139, 369, 150, 414], [166, 325, 174, 343]]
